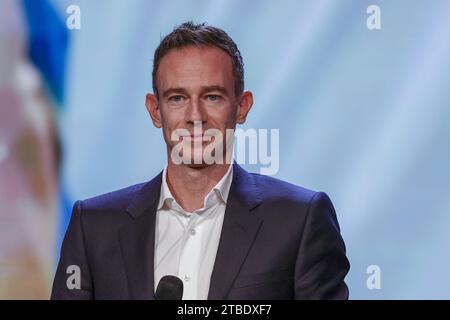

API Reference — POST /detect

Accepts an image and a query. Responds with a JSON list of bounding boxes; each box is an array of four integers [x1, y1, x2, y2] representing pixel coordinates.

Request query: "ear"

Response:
[[145, 93, 162, 128], [236, 90, 254, 124]]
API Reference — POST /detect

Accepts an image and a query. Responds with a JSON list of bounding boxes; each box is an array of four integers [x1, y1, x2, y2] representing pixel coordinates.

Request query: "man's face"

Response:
[[147, 45, 252, 166]]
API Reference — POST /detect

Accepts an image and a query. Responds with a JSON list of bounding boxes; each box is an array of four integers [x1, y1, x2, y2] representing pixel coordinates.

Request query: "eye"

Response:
[[206, 94, 221, 101], [169, 95, 185, 102]]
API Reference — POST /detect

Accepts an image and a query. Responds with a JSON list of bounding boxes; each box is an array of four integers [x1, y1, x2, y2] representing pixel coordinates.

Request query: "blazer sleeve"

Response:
[[294, 192, 350, 300], [51, 200, 94, 300]]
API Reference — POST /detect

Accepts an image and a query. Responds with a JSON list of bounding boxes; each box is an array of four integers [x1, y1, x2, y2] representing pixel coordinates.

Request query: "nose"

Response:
[[185, 98, 207, 126]]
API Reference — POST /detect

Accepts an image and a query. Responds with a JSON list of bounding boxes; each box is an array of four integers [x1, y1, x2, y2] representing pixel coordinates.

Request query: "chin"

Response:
[[184, 162, 211, 169]]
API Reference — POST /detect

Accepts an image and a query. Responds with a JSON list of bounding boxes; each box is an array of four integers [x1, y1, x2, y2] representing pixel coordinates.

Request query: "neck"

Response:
[[165, 161, 231, 213]]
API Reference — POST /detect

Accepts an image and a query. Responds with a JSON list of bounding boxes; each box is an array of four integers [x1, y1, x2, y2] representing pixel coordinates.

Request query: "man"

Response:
[[51, 22, 350, 300]]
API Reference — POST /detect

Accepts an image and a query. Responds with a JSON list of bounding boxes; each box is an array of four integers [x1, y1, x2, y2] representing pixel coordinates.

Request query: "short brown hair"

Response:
[[152, 21, 244, 97]]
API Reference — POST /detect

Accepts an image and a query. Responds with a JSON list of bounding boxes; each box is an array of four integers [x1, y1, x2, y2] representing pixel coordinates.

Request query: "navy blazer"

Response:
[[51, 163, 350, 300]]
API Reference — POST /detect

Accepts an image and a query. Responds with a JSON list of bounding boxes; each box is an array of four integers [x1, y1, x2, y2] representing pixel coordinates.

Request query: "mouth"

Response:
[[184, 134, 210, 142], [171, 129, 219, 143], [182, 134, 208, 141]]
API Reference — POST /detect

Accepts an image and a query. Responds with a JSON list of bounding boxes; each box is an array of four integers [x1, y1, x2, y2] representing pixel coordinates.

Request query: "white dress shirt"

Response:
[[154, 164, 233, 300]]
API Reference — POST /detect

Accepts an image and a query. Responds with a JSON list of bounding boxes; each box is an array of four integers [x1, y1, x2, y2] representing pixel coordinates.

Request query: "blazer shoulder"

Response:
[[250, 172, 319, 206], [79, 182, 147, 214]]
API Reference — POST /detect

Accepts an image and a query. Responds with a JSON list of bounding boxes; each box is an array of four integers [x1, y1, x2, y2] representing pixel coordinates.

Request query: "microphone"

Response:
[[155, 275, 183, 300]]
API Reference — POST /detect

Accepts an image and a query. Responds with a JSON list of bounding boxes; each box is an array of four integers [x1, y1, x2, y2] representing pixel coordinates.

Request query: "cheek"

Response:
[[208, 105, 237, 126], [160, 109, 187, 141], [160, 107, 181, 127], [158, 111, 174, 139]]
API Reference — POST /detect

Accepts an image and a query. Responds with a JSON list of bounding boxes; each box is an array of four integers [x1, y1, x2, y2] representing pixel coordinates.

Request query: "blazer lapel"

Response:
[[208, 164, 263, 300], [118, 172, 162, 300], [118, 164, 263, 300]]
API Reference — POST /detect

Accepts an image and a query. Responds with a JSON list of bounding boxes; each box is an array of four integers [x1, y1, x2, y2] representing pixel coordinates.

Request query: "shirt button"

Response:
[[190, 228, 196, 236], [184, 275, 191, 282]]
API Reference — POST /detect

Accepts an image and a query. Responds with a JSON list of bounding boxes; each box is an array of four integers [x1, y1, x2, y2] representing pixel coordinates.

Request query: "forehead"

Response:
[[156, 46, 234, 90]]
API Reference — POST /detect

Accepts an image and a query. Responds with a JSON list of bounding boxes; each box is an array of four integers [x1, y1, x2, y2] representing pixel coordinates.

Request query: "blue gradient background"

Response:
[[51, 0, 450, 299]]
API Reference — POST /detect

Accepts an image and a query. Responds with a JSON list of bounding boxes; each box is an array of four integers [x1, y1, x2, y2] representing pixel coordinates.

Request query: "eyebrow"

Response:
[[200, 85, 229, 96], [161, 87, 189, 98], [161, 85, 230, 98]]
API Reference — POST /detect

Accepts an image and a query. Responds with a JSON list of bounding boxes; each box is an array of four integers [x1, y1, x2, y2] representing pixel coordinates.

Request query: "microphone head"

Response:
[[155, 275, 183, 300]]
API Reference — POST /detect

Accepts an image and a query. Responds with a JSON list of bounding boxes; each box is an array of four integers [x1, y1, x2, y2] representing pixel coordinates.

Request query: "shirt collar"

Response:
[[157, 164, 234, 214]]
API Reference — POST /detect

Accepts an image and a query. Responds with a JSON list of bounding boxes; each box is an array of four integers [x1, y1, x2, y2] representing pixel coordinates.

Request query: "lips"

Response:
[[185, 134, 209, 141]]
